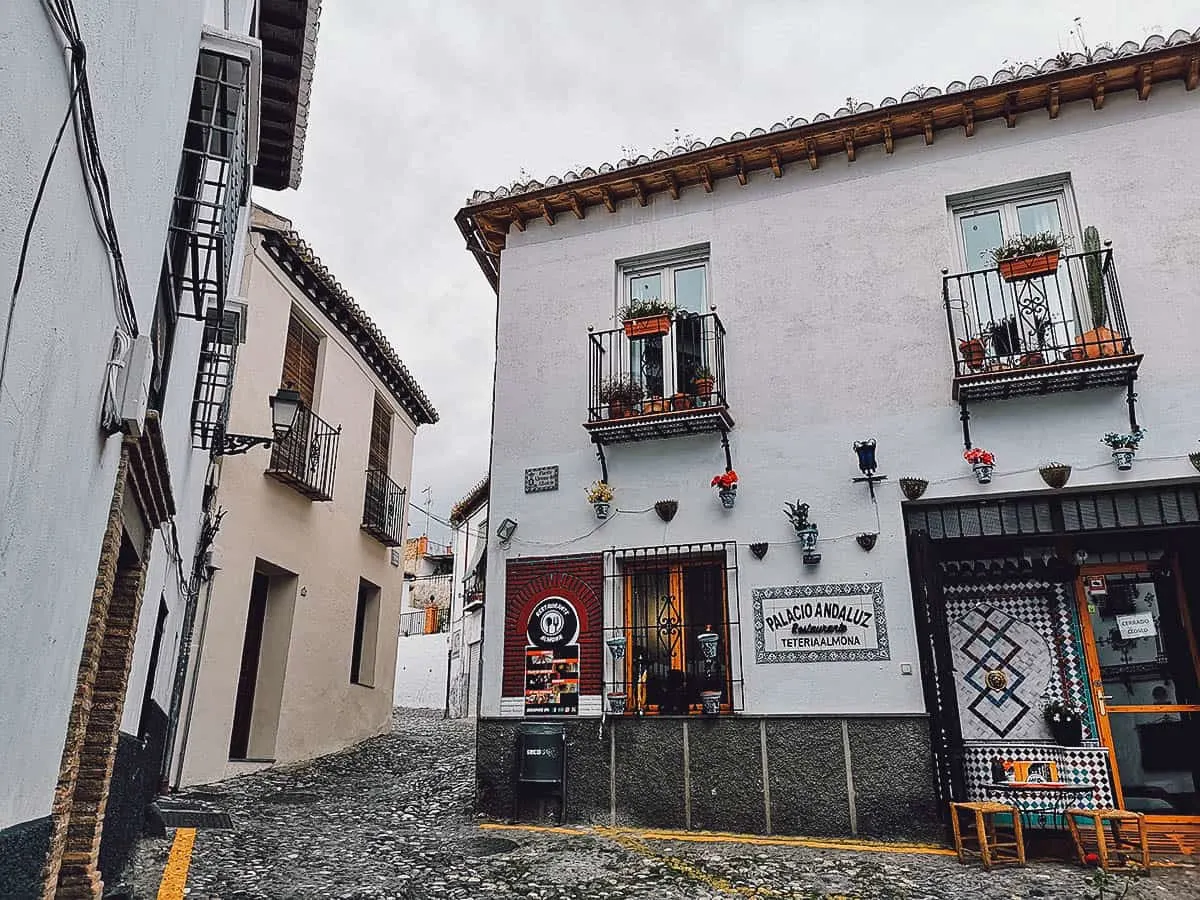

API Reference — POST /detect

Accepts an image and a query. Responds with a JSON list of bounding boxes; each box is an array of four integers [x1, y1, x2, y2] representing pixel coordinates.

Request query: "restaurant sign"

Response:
[[523, 595, 580, 716], [752, 582, 889, 663]]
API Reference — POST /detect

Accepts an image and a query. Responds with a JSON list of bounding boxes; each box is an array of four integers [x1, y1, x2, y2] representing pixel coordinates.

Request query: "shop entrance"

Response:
[[1075, 561, 1200, 820]]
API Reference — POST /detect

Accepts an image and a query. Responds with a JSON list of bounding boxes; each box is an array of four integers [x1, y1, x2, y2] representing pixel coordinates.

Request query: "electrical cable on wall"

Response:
[[3, 0, 142, 430]]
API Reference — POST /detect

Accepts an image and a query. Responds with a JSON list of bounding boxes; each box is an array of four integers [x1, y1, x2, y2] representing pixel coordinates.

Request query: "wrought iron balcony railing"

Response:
[[265, 404, 340, 501], [463, 570, 485, 607], [585, 311, 733, 444], [362, 467, 406, 546], [944, 247, 1140, 402]]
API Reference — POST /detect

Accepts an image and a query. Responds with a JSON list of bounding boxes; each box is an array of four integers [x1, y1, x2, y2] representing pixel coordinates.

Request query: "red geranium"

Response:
[[711, 470, 738, 490], [964, 447, 996, 466]]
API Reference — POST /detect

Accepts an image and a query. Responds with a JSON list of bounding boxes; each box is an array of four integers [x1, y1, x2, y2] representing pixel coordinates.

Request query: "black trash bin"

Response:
[[515, 723, 567, 824]]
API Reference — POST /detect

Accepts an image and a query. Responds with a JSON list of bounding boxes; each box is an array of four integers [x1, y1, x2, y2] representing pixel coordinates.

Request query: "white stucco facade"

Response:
[[0, 0, 260, 836], [477, 81, 1200, 720], [447, 495, 488, 717]]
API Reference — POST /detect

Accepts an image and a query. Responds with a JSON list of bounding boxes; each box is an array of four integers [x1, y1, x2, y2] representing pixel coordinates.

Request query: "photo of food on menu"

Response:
[[524, 646, 580, 715]]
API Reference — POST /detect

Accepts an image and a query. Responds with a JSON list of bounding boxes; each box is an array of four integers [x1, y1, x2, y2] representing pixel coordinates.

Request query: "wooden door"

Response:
[[1075, 561, 1200, 822]]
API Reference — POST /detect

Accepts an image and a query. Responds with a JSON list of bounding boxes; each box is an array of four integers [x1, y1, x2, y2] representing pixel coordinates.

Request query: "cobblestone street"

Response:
[[128, 711, 1198, 899]]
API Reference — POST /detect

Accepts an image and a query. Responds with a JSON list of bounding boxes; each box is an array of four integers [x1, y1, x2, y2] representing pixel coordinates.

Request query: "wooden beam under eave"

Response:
[[962, 102, 975, 137], [541, 201, 555, 226], [509, 207, 525, 232], [568, 193, 585, 220], [699, 165, 714, 192], [922, 114, 934, 145], [1188, 55, 1200, 90], [732, 155, 747, 186], [1137, 62, 1153, 100], [882, 122, 894, 154], [600, 188, 616, 213], [769, 150, 783, 178], [664, 172, 680, 200], [1004, 92, 1018, 128], [1047, 84, 1061, 119], [1093, 72, 1106, 109], [632, 180, 648, 207], [806, 139, 819, 170], [843, 133, 855, 163]]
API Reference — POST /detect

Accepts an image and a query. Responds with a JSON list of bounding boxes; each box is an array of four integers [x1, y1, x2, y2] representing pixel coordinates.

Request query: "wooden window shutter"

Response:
[[368, 394, 391, 473], [281, 312, 319, 407]]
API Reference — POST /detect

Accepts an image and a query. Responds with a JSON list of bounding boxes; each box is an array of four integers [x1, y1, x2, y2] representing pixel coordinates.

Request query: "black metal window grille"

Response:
[[603, 543, 743, 715], [164, 50, 249, 323], [265, 403, 340, 501], [190, 307, 241, 449], [587, 312, 728, 422], [361, 467, 406, 546]]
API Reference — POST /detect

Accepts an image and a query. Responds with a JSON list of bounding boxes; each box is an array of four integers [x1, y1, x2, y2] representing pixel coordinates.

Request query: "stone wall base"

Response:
[[476, 715, 941, 841]]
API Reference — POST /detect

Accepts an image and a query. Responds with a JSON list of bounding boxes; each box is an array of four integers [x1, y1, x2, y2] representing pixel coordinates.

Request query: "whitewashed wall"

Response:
[[447, 499, 487, 717], [481, 83, 1200, 719], [393, 633, 450, 709], [0, 0, 209, 831]]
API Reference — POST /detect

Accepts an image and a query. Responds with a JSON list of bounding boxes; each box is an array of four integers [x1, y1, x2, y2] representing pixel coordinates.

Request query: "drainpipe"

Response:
[[443, 524, 465, 718], [172, 569, 216, 789]]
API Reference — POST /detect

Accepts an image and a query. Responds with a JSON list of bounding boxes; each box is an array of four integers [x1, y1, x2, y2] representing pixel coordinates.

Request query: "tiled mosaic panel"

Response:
[[945, 580, 1095, 742], [950, 604, 1054, 739], [963, 743, 1114, 811]]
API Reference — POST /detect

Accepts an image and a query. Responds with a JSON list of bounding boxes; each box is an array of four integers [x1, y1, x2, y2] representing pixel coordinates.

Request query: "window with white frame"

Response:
[[619, 249, 710, 402]]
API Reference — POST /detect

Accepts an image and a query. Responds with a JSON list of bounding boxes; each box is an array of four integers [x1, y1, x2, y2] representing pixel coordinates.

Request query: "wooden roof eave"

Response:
[[456, 43, 1199, 292]]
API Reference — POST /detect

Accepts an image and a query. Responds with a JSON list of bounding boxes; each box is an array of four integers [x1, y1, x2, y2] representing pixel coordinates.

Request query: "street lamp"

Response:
[[211, 388, 302, 457]]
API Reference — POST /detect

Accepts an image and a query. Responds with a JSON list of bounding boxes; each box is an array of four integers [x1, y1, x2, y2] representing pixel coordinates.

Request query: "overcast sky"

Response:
[[264, 0, 1194, 540]]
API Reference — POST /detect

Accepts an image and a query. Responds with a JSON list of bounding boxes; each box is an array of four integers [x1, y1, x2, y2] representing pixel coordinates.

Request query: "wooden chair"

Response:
[[1065, 808, 1151, 872], [949, 801, 1027, 870]]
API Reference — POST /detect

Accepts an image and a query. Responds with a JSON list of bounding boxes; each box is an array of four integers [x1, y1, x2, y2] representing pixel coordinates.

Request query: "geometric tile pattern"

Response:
[[963, 742, 1114, 811], [950, 604, 1054, 739]]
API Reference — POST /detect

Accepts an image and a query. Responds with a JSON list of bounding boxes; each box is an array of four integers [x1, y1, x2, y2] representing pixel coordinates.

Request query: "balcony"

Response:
[[463, 570, 485, 609], [944, 247, 1141, 402], [584, 311, 733, 445], [265, 404, 340, 500], [362, 467, 406, 546]]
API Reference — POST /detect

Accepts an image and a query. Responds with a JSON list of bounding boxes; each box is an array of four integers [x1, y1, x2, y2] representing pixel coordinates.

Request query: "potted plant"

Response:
[[598, 377, 643, 419], [698, 674, 723, 716], [982, 231, 1072, 282], [607, 691, 627, 716], [784, 501, 820, 563], [964, 447, 996, 484], [586, 480, 614, 519], [1039, 462, 1072, 489], [711, 470, 738, 508], [1190, 449, 1200, 474], [1043, 699, 1084, 746], [693, 366, 716, 398], [899, 477, 928, 501], [1102, 428, 1146, 471], [958, 337, 986, 371], [986, 316, 1021, 358], [619, 298, 675, 339]]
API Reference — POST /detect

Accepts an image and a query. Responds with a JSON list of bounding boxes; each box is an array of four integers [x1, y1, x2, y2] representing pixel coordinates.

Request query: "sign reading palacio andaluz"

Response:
[[752, 582, 889, 663]]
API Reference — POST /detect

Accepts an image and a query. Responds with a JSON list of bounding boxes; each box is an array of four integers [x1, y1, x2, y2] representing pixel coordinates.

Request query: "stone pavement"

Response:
[[126, 710, 1198, 899]]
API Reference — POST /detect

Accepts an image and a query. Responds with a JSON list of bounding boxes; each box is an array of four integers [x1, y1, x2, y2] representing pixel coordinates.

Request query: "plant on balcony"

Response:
[[693, 365, 716, 397], [958, 338, 986, 371], [619, 298, 675, 339], [982, 231, 1072, 282], [586, 480, 614, 519], [711, 469, 738, 508], [1043, 699, 1084, 746], [964, 447, 996, 484], [986, 316, 1021, 358], [1103, 428, 1146, 471], [598, 376, 644, 419]]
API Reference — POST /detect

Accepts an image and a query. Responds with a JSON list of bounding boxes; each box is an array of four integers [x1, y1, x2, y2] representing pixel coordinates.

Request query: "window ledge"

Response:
[[583, 405, 734, 445]]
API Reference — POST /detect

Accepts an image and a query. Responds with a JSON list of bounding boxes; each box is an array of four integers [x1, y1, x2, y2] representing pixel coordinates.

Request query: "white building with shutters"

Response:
[[174, 206, 438, 786]]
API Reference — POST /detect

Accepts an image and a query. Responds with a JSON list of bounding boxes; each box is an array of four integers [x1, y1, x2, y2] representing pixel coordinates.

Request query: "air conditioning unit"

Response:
[[118, 333, 154, 437]]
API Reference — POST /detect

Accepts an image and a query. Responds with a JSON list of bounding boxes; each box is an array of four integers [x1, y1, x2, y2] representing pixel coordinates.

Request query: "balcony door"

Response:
[[953, 191, 1079, 361], [1076, 563, 1200, 818], [624, 254, 709, 404]]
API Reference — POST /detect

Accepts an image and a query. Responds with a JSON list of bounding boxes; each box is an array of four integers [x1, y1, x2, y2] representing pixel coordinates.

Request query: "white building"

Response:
[[0, 1, 320, 895], [456, 32, 1200, 844], [447, 477, 489, 717]]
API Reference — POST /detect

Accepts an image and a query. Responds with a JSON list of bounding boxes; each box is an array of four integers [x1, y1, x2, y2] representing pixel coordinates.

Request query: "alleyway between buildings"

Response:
[[128, 711, 1197, 900]]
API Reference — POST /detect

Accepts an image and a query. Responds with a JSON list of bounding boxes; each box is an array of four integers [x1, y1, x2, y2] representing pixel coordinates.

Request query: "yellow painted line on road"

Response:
[[157, 827, 196, 900], [481, 821, 956, 856]]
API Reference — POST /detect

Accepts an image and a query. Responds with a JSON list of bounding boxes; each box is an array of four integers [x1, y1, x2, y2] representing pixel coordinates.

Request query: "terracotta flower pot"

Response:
[[998, 250, 1060, 282], [693, 377, 715, 398], [643, 397, 669, 415], [609, 399, 631, 419], [623, 314, 671, 339], [959, 338, 986, 371], [1077, 326, 1126, 359], [1019, 351, 1046, 368], [671, 393, 693, 411]]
